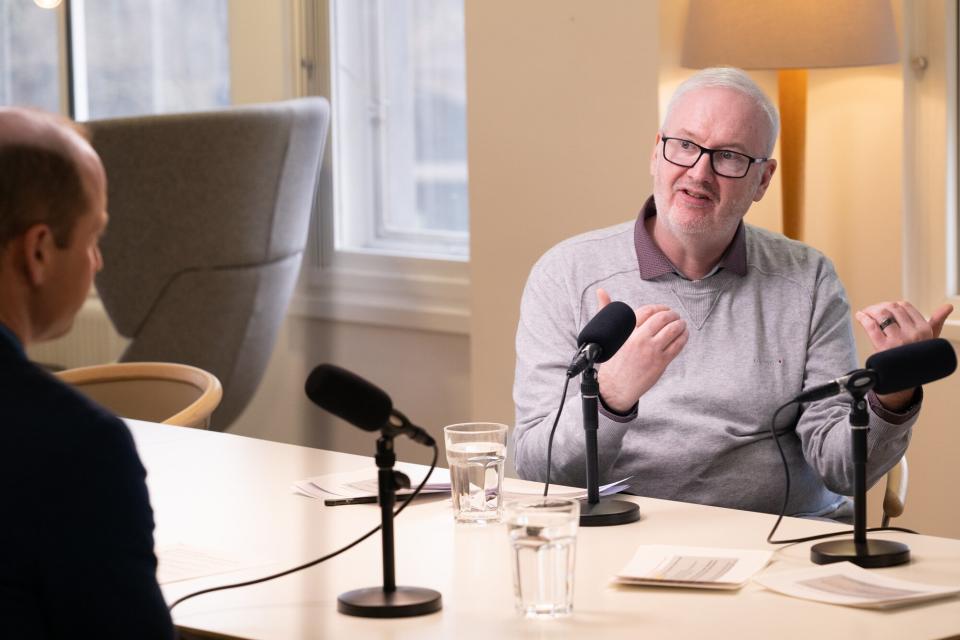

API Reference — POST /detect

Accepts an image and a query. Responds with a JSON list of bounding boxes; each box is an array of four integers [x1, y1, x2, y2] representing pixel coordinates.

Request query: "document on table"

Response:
[[292, 462, 452, 500], [156, 544, 248, 585], [293, 464, 634, 502], [754, 562, 960, 609], [504, 477, 634, 501], [614, 545, 773, 590]]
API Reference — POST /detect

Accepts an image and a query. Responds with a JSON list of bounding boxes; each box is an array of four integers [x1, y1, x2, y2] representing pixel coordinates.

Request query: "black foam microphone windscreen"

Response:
[[865, 338, 957, 394], [305, 364, 393, 432], [576, 301, 636, 363]]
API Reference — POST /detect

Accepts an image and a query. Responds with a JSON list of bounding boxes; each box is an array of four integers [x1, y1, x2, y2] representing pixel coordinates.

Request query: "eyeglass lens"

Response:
[[663, 138, 750, 178]]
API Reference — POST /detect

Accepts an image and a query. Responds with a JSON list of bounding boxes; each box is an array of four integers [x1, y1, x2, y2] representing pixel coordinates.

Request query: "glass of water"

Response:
[[443, 422, 508, 524], [505, 497, 580, 618]]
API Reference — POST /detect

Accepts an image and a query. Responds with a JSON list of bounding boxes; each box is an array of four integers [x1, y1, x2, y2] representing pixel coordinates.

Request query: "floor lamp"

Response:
[[681, 0, 899, 240]]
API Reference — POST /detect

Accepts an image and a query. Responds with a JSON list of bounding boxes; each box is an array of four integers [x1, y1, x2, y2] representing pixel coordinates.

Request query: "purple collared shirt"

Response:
[[633, 196, 747, 281]]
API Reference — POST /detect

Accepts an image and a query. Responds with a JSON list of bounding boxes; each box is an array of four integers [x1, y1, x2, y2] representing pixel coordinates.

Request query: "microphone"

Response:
[[305, 363, 444, 617], [305, 364, 435, 446], [866, 337, 956, 394], [567, 301, 636, 378], [795, 338, 956, 403]]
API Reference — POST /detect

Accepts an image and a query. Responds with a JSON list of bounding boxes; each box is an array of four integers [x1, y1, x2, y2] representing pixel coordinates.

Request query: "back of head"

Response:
[[0, 109, 93, 250], [665, 67, 780, 156]]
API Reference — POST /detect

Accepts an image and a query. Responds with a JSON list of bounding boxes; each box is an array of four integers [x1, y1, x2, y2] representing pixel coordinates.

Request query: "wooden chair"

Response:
[[882, 456, 908, 528], [56, 362, 222, 429]]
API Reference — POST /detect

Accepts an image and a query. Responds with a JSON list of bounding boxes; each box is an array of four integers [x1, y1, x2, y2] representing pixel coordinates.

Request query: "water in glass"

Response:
[[507, 503, 578, 618], [446, 441, 506, 523]]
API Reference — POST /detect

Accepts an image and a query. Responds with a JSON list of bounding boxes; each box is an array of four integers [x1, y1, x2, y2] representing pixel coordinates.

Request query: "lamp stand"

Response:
[[778, 68, 807, 241]]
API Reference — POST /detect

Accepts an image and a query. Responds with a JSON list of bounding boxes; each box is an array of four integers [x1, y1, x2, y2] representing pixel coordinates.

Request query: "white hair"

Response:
[[663, 67, 780, 157]]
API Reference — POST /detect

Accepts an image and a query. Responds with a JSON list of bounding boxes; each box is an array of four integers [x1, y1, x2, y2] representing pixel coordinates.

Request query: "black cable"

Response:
[[766, 399, 919, 545], [168, 442, 440, 612], [766, 399, 799, 544], [543, 373, 573, 497], [769, 525, 919, 549]]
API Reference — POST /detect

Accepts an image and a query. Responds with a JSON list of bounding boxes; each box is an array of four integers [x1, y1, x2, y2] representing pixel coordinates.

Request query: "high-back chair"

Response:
[[56, 362, 222, 429], [88, 98, 329, 431]]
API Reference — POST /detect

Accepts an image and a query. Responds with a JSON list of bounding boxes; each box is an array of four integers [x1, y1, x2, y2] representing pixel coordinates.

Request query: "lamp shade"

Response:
[[681, 0, 899, 70]]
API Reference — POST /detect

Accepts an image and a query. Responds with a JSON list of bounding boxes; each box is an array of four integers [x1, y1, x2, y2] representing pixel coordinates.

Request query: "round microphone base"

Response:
[[337, 586, 442, 618], [810, 538, 910, 568], [578, 498, 640, 527]]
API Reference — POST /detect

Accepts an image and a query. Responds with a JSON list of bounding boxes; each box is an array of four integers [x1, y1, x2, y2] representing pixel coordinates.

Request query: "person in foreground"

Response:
[[512, 68, 953, 522], [0, 108, 174, 638]]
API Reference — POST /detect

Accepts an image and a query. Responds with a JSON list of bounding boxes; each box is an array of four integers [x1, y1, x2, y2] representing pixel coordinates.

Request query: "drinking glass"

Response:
[[443, 422, 508, 524], [505, 497, 580, 618]]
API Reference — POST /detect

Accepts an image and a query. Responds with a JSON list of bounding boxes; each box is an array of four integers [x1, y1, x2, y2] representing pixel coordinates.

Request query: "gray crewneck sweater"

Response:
[[513, 207, 917, 519]]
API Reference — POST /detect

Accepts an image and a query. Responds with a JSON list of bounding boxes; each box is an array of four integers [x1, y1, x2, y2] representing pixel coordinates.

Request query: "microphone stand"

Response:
[[337, 435, 442, 617], [579, 365, 640, 526], [810, 387, 910, 568]]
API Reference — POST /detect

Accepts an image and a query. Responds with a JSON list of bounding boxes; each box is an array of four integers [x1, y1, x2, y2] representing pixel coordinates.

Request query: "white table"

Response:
[[129, 419, 960, 640]]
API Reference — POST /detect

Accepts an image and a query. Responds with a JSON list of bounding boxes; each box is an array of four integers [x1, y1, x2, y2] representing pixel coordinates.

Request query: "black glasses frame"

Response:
[[661, 136, 768, 179]]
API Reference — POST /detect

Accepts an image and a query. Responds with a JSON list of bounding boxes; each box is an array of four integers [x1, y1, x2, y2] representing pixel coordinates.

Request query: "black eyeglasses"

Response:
[[661, 136, 768, 179]]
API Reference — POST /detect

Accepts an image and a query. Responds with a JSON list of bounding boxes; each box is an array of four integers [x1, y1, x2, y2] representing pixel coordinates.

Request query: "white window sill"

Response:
[[290, 251, 471, 335]]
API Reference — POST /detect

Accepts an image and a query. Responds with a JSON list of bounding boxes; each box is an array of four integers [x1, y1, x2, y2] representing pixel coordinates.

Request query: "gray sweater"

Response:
[[513, 211, 917, 519]]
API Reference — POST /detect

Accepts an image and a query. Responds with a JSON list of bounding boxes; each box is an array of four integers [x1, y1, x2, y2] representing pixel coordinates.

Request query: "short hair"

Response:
[[664, 67, 780, 157], [0, 115, 92, 249]]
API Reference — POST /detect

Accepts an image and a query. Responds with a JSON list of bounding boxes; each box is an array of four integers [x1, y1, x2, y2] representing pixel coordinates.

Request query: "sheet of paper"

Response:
[[293, 462, 452, 500], [753, 562, 960, 609], [614, 545, 773, 590], [294, 464, 634, 502], [156, 543, 247, 585], [502, 477, 634, 500]]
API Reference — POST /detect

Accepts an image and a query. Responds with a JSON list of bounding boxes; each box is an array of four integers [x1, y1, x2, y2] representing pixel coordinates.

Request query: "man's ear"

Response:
[[752, 158, 778, 202], [19, 224, 56, 287], [649, 133, 662, 177]]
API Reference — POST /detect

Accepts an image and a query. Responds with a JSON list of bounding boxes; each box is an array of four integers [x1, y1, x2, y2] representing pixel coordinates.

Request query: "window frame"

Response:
[[288, 0, 470, 335], [903, 0, 960, 341]]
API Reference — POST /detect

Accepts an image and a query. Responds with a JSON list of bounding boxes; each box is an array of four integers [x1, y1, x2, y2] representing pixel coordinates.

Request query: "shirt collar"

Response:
[[0, 322, 25, 359], [633, 195, 747, 280]]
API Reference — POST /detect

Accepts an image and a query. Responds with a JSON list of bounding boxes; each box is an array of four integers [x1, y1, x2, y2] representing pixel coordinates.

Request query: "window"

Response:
[[0, 0, 229, 119], [328, 0, 469, 259], [0, 1, 60, 111], [292, 0, 470, 333], [903, 0, 960, 341]]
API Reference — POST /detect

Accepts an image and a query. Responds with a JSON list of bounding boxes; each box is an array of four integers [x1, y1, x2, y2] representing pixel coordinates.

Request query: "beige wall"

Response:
[[227, 0, 295, 105], [466, 0, 660, 426], [231, 316, 470, 466]]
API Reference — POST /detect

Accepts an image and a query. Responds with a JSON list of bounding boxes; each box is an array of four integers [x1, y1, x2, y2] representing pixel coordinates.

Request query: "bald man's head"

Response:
[[0, 108, 102, 249]]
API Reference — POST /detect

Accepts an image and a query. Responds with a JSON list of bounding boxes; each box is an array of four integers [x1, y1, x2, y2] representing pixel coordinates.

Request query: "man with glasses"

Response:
[[512, 67, 952, 521]]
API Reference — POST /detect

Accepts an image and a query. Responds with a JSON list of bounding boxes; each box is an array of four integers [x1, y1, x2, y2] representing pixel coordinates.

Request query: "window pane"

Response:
[[331, 0, 469, 259], [79, 0, 230, 119], [382, 0, 468, 237], [0, 1, 60, 111]]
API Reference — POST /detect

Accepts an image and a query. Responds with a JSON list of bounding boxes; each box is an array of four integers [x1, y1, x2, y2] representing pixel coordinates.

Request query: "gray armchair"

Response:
[[88, 98, 329, 431]]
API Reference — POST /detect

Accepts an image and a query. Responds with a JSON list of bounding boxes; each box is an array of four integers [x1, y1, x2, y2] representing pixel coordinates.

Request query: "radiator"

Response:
[[26, 296, 129, 370]]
